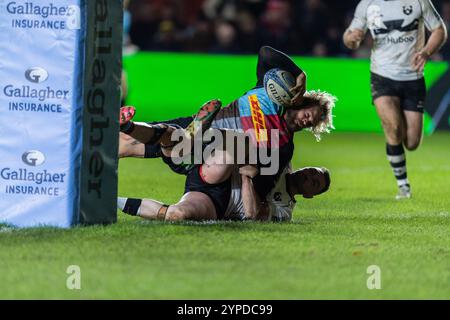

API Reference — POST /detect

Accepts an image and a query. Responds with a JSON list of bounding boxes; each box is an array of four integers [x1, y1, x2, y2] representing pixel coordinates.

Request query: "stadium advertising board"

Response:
[[0, 0, 122, 227], [123, 53, 448, 134]]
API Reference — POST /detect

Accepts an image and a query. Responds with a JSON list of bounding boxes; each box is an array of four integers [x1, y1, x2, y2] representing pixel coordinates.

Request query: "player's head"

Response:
[[288, 167, 330, 199], [284, 90, 336, 141]]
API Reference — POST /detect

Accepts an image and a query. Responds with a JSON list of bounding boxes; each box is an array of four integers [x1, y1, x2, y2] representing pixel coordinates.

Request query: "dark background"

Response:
[[123, 0, 450, 60]]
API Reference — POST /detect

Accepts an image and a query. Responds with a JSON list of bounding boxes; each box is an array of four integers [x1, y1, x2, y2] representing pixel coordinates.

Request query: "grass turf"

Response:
[[0, 132, 449, 299]]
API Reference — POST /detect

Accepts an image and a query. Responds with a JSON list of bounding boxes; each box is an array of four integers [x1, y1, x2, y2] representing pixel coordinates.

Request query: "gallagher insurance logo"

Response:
[[25, 67, 49, 84], [7, 2, 81, 30], [2, 151, 66, 197], [3, 66, 68, 113], [22, 150, 46, 166]]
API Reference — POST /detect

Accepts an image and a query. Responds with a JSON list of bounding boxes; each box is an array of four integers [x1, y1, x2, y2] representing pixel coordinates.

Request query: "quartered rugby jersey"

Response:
[[349, 0, 443, 81], [211, 86, 294, 198], [211, 86, 291, 148]]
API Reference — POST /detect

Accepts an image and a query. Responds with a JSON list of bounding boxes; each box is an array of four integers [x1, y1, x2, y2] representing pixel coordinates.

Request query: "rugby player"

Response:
[[343, 0, 447, 199], [119, 46, 336, 202], [118, 164, 330, 222]]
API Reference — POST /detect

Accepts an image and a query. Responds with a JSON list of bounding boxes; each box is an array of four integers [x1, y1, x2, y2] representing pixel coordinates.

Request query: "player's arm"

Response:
[[240, 166, 270, 221], [412, 23, 447, 72], [256, 46, 304, 81], [256, 46, 306, 105], [412, 0, 448, 72], [343, 0, 368, 50]]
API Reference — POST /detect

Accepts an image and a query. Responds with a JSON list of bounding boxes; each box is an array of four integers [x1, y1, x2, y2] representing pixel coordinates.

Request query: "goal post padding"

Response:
[[0, 0, 123, 227]]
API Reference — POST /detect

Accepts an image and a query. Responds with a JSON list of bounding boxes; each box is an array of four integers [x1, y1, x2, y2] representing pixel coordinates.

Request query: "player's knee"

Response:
[[201, 164, 233, 184], [165, 206, 189, 221], [383, 122, 403, 142], [404, 139, 421, 151]]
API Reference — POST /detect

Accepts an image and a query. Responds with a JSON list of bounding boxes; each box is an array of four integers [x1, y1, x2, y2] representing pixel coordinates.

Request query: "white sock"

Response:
[[117, 197, 127, 211]]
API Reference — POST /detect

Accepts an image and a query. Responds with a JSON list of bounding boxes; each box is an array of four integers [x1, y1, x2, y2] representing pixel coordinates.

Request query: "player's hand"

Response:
[[347, 29, 365, 43], [412, 50, 430, 73], [290, 72, 307, 106], [239, 165, 259, 178]]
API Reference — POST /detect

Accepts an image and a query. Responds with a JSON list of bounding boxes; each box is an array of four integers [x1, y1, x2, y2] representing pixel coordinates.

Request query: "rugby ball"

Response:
[[263, 68, 296, 107]]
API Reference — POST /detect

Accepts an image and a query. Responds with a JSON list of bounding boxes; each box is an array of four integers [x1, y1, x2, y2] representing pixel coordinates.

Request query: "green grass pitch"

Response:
[[0, 132, 449, 299]]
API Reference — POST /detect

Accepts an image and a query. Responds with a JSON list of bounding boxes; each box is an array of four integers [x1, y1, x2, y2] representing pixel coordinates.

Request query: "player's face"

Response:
[[298, 167, 327, 199], [286, 104, 322, 132]]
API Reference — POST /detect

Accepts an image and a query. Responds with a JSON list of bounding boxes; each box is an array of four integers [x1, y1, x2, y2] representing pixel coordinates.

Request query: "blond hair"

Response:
[[303, 90, 337, 141]]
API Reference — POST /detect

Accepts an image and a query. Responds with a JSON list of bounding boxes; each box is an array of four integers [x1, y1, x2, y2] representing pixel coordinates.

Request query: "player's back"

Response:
[[212, 87, 290, 146]]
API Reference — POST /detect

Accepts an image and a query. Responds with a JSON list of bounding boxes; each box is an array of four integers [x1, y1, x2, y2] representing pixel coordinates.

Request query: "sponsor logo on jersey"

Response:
[[403, 5, 413, 16], [381, 35, 415, 44], [248, 94, 268, 142], [274, 192, 282, 202]]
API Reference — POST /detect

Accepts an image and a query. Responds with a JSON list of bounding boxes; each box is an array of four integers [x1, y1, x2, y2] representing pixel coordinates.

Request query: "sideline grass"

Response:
[[0, 132, 449, 299]]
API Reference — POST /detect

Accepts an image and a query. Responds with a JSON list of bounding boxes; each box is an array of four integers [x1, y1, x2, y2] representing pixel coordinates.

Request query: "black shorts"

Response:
[[161, 153, 194, 175], [184, 165, 231, 219], [144, 116, 193, 159], [370, 72, 426, 113]]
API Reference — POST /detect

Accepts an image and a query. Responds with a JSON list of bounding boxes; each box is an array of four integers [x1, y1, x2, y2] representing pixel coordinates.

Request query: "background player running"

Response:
[[343, 0, 447, 199]]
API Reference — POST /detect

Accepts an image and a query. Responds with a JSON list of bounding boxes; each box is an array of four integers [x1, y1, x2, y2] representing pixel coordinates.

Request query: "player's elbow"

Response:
[[259, 45, 273, 54], [259, 45, 274, 58]]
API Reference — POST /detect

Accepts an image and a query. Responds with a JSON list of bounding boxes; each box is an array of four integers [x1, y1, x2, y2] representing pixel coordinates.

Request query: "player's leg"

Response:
[[120, 106, 175, 146], [403, 111, 423, 151], [118, 163, 231, 221], [198, 129, 256, 184], [200, 148, 235, 184], [118, 192, 217, 221], [402, 77, 426, 151], [374, 96, 411, 198], [120, 100, 221, 148], [374, 96, 404, 144], [119, 116, 194, 159], [371, 73, 411, 199], [118, 132, 146, 158], [165, 192, 217, 221]]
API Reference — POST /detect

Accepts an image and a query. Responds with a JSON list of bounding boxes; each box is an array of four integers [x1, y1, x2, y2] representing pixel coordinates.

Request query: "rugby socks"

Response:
[[120, 121, 135, 134], [144, 144, 162, 158], [118, 197, 142, 216], [386, 144, 409, 188]]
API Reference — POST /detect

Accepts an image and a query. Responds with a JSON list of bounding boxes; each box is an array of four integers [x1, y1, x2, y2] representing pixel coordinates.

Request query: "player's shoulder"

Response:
[[351, 0, 377, 19], [356, 0, 376, 10]]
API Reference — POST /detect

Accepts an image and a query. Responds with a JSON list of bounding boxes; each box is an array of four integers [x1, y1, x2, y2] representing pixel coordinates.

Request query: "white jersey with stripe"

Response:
[[224, 168, 245, 220], [265, 166, 295, 222], [224, 166, 295, 222], [349, 0, 444, 81]]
